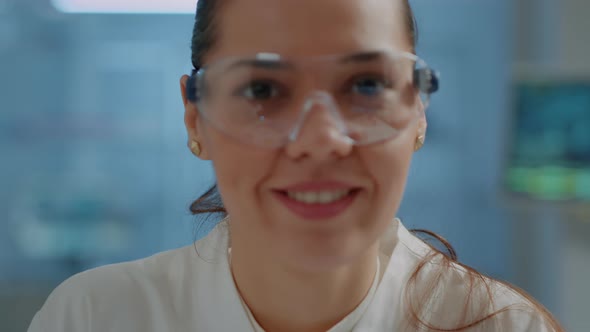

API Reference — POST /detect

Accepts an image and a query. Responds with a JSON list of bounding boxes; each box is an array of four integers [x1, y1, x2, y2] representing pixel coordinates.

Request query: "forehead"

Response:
[[207, 0, 410, 62]]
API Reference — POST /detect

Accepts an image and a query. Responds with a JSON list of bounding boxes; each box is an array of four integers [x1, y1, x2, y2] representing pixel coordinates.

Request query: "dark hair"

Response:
[[187, 1, 563, 331], [191, 0, 220, 70]]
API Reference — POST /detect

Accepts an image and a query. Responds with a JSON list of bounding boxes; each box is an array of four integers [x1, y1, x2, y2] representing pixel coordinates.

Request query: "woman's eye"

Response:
[[352, 78, 386, 96], [242, 81, 279, 100]]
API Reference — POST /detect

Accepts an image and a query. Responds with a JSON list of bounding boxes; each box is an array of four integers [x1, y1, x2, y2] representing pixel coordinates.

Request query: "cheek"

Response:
[[203, 128, 277, 213], [361, 132, 415, 215]]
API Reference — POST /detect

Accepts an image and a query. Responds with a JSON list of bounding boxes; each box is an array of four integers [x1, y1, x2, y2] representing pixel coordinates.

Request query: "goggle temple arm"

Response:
[[413, 67, 440, 94]]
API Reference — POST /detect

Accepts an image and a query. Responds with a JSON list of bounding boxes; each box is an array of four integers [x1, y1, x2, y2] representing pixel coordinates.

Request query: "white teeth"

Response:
[[287, 190, 350, 204]]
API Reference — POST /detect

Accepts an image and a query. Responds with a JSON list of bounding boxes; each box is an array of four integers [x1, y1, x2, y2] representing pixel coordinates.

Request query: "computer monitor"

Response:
[[505, 80, 590, 201]]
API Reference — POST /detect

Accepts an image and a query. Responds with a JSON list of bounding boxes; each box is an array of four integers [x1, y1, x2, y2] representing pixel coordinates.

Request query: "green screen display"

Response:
[[506, 81, 590, 201]]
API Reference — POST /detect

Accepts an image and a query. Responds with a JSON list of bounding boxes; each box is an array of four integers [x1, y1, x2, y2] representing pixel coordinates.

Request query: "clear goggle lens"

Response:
[[186, 51, 439, 148]]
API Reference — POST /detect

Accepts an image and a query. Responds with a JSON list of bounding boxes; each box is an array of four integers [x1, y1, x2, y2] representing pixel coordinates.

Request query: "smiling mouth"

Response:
[[281, 189, 357, 204], [273, 188, 361, 220]]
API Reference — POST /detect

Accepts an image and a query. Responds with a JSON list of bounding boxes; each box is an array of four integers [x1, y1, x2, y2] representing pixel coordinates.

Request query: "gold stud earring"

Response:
[[190, 140, 202, 157], [414, 135, 425, 152]]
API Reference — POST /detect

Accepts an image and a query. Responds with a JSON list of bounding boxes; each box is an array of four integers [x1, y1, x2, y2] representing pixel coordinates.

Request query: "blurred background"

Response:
[[1, 0, 588, 330]]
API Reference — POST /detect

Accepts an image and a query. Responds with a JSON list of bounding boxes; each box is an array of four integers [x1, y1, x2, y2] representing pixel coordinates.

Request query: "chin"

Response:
[[278, 228, 375, 272]]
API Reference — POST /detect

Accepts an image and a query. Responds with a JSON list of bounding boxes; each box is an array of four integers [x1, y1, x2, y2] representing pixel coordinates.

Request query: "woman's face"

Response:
[[182, 0, 426, 270]]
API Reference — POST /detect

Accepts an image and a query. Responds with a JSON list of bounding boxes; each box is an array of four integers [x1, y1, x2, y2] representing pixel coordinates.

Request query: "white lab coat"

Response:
[[28, 219, 555, 331]]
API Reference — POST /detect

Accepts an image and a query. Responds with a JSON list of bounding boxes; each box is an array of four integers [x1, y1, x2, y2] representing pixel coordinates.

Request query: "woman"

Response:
[[29, 0, 563, 331]]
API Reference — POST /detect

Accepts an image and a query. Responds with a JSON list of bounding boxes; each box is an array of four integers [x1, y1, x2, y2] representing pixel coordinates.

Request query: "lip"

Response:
[[272, 181, 361, 220]]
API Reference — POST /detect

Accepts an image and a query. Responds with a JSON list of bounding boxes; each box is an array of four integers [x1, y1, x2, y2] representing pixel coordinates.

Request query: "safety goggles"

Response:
[[186, 50, 439, 148]]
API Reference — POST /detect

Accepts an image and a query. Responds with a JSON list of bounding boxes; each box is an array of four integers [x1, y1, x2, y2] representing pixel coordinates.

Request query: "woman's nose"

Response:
[[285, 92, 354, 161]]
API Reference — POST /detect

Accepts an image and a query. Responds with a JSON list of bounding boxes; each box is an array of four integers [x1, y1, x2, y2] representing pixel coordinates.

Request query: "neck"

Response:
[[229, 240, 379, 332]]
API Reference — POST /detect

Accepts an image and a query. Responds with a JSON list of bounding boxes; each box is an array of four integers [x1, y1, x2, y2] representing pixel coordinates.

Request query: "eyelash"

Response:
[[345, 74, 394, 93], [235, 79, 285, 100], [233, 73, 395, 100]]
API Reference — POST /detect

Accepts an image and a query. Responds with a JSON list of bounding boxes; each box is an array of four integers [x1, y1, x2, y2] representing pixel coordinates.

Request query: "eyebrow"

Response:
[[338, 51, 386, 64], [226, 56, 295, 72], [221, 51, 388, 74]]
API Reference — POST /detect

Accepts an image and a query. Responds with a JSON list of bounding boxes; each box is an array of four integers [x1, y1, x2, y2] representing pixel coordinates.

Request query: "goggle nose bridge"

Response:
[[287, 90, 350, 143]]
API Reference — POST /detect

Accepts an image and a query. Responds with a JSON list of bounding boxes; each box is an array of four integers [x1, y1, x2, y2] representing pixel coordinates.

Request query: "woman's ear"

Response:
[[417, 114, 427, 137], [413, 114, 428, 152], [180, 75, 210, 160]]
